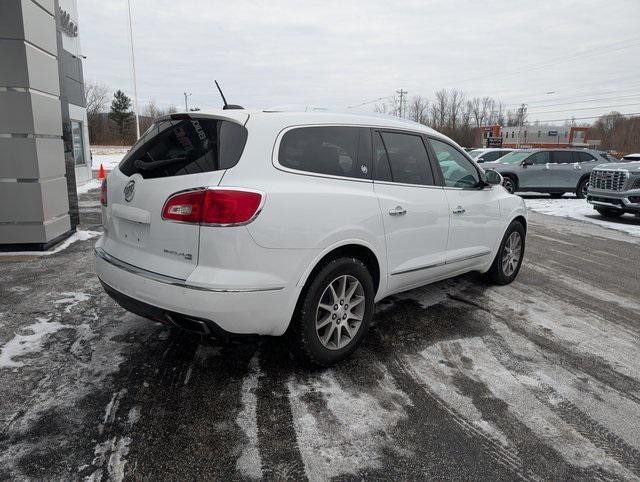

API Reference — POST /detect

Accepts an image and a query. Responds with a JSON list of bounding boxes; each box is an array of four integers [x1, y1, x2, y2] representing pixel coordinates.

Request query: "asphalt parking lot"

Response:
[[1, 188, 640, 480]]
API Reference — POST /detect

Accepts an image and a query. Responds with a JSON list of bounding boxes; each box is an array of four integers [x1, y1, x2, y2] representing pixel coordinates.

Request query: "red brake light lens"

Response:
[[100, 178, 108, 206], [162, 189, 263, 225]]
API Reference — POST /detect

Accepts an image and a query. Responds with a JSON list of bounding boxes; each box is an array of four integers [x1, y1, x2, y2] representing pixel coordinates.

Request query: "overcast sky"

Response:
[[78, 0, 640, 124]]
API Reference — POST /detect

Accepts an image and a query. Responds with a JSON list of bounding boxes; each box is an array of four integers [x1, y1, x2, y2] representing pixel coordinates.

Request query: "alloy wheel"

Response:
[[502, 231, 522, 277], [503, 178, 515, 194], [315, 275, 365, 350]]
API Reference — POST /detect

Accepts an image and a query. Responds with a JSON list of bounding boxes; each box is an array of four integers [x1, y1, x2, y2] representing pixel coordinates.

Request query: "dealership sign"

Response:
[[548, 130, 558, 136], [57, 6, 79, 37]]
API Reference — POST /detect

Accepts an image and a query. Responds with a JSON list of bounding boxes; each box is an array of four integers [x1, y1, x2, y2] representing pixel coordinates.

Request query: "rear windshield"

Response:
[[119, 118, 248, 179]]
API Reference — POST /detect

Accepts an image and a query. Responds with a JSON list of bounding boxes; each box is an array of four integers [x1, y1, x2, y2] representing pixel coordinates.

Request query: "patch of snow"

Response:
[[288, 365, 411, 479], [91, 147, 129, 171], [524, 197, 640, 237], [77, 178, 102, 195], [235, 354, 262, 479], [54, 292, 91, 313], [0, 317, 67, 368], [0, 230, 100, 257]]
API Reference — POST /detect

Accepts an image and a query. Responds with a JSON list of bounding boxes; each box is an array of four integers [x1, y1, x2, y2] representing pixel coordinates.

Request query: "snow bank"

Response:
[[0, 230, 100, 257], [91, 146, 129, 171], [77, 178, 102, 195], [525, 197, 640, 237], [0, 317, 67, 368]]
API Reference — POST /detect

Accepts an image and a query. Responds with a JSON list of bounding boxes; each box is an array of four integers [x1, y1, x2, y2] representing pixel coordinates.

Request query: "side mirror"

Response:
[[484, 169, 503, 186], [477, 157, 485, 163], [521, 160, 533, 167]]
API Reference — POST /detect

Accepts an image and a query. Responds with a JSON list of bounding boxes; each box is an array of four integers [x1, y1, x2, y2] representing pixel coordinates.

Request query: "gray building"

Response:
[[0, 0, 90, 250]]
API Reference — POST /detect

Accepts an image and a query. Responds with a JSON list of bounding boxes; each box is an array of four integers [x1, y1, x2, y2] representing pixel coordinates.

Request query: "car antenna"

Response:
[[214, 80, 244, 110]]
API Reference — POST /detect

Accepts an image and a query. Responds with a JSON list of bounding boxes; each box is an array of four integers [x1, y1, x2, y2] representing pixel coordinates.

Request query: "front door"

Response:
[[428, 138, 502, 269], [518, 150, 550, 189], [372, 130, 449, 293]]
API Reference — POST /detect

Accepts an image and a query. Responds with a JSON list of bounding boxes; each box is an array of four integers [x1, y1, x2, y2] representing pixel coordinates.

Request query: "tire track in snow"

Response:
[[255, 340, 307, 480]]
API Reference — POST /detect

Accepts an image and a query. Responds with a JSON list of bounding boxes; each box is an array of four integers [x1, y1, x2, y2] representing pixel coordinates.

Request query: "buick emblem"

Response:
[[124, 180, 136, 202]]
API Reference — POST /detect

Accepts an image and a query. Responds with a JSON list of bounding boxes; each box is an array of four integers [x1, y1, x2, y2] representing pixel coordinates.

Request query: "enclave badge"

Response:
[[124, 180, 136, 202]]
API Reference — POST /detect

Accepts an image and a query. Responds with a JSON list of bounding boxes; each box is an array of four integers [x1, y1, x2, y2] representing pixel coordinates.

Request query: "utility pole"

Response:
[[516, 103, 527, 148], [396, 89, 407, 118], [126, 0, 140, 140], [183, 92, 191, 112]]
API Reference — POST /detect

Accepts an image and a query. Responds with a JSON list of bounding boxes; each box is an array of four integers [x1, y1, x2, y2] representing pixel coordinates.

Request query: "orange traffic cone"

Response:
[[98, 163, 105, 179]]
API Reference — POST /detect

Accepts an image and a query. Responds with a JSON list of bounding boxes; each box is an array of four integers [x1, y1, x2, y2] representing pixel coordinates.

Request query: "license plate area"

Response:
[[117, 219, 149, 248]]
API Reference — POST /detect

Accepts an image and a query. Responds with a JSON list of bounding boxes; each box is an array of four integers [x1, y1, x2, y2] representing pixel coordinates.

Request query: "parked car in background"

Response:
[[485, 148, 615, 198], [467, 148, 513, 163], [587, 162, 640, 218], [621, 153, 640, 162], [95, 110, 527, 365]]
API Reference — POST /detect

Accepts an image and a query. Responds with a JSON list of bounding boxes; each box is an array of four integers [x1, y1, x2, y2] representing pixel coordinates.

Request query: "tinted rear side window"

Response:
[[550, 150, 573, 164], [379, 132, 434, 186], [119, 118, 247, 179], [576, 151, 596, 162], [278, 126, 370, 179]]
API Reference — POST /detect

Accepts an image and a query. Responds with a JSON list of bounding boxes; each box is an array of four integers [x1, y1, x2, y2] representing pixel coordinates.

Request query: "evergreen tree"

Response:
[[109, 90, 133, 144]]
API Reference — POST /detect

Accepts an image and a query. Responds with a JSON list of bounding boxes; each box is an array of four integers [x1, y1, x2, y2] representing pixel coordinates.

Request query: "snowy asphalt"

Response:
[[1, 189, 640, 480]]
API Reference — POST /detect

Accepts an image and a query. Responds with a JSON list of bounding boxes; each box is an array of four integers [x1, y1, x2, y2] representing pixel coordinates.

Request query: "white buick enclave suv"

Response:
[[96, 110, 527, 365]]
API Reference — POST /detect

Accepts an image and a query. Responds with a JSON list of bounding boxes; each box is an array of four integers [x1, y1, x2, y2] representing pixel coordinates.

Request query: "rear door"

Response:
[[547, 150, 576, 189], [101, 115, 248, 279], [373, 130, 449, 293]]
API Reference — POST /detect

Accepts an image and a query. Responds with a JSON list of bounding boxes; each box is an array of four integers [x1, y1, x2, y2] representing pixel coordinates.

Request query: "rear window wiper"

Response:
[[133, 156, 187, 170]]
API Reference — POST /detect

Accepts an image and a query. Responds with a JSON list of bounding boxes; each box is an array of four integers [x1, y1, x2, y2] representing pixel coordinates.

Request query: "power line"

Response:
[[448, 36, 640, 86], [528, 111, 640, 124], [346, 95, 394, 109], [528, 101, 640, 115]]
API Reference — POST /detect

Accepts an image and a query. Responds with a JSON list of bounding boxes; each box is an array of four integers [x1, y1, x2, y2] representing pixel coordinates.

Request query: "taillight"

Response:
[[100, 178, 108, 206], [161, 189, 263, 226]]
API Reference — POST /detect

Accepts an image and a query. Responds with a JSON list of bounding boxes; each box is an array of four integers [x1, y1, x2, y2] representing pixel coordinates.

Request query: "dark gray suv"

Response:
[[485, 149, 614, 198]]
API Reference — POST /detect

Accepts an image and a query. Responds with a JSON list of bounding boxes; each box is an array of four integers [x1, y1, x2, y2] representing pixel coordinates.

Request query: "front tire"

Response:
[[289, 257, 375, 366], [576, 177, 589, 199], [595, 207, 624, 218], [483, 221, 525, 285], [502, 176, 517, 194]]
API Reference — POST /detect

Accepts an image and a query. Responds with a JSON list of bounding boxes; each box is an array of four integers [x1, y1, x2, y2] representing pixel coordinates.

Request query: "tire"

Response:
[[502, 176, 517, 194], [576, 177, 589, 199], [549, 192, 564, 198], [595, 207, 624, 218], [483, 221, 525, 285], [288, 257, 375, 366]]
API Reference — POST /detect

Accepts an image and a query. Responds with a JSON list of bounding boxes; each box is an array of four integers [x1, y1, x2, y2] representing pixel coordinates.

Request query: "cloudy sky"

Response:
[[78, 0, 640, 123]]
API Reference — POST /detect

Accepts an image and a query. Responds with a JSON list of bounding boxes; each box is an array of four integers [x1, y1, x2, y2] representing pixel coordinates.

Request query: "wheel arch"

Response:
[[501, 172, 519, 188], [297, 242, 382, 297]]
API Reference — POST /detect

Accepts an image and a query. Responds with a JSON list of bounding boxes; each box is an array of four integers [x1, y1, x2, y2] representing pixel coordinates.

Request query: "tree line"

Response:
[[84, 81, 177, 145], [84, 81, 640, 153]]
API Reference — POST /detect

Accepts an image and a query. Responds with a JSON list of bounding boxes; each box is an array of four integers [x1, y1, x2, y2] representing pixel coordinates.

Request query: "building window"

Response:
[[537, 130, 541, 138], [71, 121, 85, 166], [564, 131, 568, 138]]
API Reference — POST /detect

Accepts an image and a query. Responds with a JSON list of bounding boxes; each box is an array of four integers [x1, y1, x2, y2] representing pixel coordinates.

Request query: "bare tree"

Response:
[[84, 80, 110, 116], [408, 96, 429, 124]]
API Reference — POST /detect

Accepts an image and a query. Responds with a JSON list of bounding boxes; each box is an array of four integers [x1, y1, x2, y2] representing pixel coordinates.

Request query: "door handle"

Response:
[[452, 206, 465, 214], [389, 206, 406, 216]]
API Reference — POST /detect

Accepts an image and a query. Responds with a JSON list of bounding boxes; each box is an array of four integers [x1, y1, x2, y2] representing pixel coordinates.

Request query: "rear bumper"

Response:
[[95, 248, 296, 336]]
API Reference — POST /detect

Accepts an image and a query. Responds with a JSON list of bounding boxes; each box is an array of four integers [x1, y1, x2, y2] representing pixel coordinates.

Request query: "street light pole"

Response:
[[126, 0, 140, 140]]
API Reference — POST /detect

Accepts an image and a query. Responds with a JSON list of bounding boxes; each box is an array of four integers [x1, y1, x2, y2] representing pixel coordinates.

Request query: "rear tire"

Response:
[[502, 176, 517, 194], [576, 177, 589, 199], [288, 257, 375, 366], [595, 207, 624, 218], [549, 192, 564, 198], [483, 221, 525, 285]]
